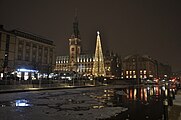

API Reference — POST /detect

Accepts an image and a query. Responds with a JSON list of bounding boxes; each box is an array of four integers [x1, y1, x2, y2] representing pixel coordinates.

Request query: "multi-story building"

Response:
[[55, 16, 121, 78], [122, 54, 172, 80], [0, 25, 16, 75], [104, 51, 122, 78], [55, 52, 121, 78], [0, 25, 55, 80], [155, 61, 172, 79]]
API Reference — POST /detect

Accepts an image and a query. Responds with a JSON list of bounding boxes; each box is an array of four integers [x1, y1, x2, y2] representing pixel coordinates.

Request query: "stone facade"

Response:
[[0, 25, 55, 79]]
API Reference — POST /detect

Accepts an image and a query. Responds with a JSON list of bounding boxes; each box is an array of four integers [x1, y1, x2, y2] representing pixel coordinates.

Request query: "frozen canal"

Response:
[[0, 85, 180, 120], [0, 85, 128, 120]]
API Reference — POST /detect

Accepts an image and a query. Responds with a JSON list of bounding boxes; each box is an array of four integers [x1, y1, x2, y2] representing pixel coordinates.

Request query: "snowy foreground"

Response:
[[0, 85, 128, 120]]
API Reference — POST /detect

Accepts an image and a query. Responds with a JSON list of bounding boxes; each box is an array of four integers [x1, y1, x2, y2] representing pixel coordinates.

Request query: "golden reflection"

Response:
[[150, 88, 153, 96], [155, 86, 159, 95], [130, 89, 133, 99], [134, 88, 137, 100], [141, 88, 143, 100], [165, 89, 168, 96], [92, 105, 104, 109], [144, 88, 147, 101], [127, 89, 129, 99]]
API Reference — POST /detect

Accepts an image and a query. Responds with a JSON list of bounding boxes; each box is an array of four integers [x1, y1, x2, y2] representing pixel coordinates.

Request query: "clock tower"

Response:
[[69, 13, 81, 72]]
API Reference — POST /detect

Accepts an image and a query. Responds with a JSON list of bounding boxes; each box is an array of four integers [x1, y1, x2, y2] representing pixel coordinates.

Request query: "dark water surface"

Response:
[[0, 85, 178, 120], [104, 85, 175, 120]]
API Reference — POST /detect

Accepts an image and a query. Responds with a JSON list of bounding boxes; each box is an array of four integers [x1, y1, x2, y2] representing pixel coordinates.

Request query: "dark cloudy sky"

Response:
[[0, 0, 181, 71]]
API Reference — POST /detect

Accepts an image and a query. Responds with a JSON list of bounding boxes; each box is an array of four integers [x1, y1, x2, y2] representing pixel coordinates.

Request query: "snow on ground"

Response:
[[0, 85, 128, 120]]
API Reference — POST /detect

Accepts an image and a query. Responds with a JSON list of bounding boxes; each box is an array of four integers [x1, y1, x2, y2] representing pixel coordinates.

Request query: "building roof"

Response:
[[12, 30, 54, 45], [0, 25, 54, 45]]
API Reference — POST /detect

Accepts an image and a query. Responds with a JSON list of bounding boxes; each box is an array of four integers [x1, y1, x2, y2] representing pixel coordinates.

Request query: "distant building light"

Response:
[[149, 75, 153, 77], [17, 68, 38, 73], [1, 73, 3, 78], [133, 75, 136, 78]]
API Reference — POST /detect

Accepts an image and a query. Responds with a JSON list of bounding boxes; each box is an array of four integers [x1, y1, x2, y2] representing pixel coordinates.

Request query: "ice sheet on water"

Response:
[[0, 85, 129, 120]]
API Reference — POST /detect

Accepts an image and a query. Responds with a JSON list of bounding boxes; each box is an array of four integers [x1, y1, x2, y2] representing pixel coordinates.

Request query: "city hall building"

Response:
[[0, 25, 55, 80], [55, 16, 122, 78]]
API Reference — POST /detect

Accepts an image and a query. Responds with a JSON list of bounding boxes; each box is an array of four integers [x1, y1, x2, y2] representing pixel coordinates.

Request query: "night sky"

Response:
[[0, 0, 181, 72]]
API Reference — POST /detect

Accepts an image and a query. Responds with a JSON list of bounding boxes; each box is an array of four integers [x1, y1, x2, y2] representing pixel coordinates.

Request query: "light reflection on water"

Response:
[[15, 99, 31, 107], [0, 99, 31, 107], [104, 85, 177, 120]]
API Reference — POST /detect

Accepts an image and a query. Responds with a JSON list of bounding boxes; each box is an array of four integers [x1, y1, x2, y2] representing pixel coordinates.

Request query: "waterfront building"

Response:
[[122, 54, 172, 80], [104, 51, 122, 78], [0, 25, 55, 80]]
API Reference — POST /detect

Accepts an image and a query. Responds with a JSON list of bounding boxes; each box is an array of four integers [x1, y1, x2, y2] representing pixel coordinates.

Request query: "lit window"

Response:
[[140, 70, 142, 74], [126, 76, 128, 78], [133, 71, 135, 74], [126, 71, 128, 74], [144, 70, 146, 74], [130, 75, 132, 78], [133, 75, 136, 78], [140, 75, 142, 78], [130, 71, 132, 74], [144, 75, 147, 79], [149, 75, 153, 77]]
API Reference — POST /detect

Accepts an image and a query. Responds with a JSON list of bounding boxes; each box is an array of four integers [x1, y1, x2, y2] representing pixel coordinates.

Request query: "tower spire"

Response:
[[92, 31, 106, 77], [72, 9, 80, 39], [69, 10, 81, 72]]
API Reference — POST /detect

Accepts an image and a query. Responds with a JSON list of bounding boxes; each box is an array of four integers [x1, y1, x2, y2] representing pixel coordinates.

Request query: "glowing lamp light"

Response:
[[17, 68, 38, 72]]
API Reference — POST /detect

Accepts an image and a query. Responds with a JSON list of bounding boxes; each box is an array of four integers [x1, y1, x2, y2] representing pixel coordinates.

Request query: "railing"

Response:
[[0, 79, 103, 91]]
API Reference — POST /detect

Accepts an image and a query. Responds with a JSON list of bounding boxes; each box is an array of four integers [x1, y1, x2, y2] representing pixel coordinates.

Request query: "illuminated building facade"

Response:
[[69, 14, 81, 72], [55, 16, 121, 78], [123, 55, 172, 80], [0, 25, 55, 80]]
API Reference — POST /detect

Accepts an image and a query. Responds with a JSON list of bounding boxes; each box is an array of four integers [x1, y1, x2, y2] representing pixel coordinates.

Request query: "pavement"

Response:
[[0, 85, 97, 94], [0, 80, 130, 94]]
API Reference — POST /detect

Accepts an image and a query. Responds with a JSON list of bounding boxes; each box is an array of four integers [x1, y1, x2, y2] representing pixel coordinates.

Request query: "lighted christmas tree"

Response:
[[92, 31, 106, 77]]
